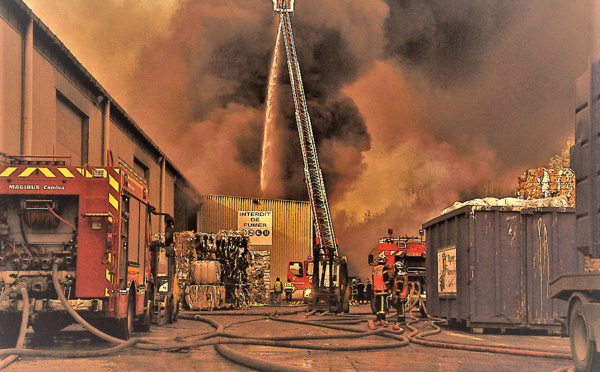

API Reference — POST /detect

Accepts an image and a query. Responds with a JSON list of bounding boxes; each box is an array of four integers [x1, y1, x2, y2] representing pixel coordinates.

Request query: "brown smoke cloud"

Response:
[[26, 0, 592, 279]]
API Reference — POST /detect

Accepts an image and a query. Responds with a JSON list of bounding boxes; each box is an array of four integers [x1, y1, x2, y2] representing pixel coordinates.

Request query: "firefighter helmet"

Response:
[[377, 255, 387, 265], [394, 261, 406, 275]]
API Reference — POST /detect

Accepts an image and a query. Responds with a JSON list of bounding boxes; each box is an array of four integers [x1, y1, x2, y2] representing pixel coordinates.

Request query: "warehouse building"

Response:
[[0, 0, 314, 290], [199, 195, 312, 289], [0, 0, 200, 232]]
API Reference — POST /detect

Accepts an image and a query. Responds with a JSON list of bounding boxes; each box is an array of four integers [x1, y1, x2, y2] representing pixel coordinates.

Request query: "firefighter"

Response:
[[366, 279, 373, 303], [350, 279, 358, 302], [393, 261, 409, 323], [284, 279, 295, 302], [372, 255, 390, 323], [356, 278, 365, 304], [274, 277, 283, 302]]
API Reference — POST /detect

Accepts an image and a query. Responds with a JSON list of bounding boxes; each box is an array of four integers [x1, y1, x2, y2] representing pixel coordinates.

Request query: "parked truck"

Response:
[[549, 56, 600, 371], [287, 257, 313, 301], [0, 153, 175, 346]]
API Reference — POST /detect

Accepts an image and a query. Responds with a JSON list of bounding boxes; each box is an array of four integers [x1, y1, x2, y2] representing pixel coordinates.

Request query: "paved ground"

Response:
[[1, 304, 574, 371]]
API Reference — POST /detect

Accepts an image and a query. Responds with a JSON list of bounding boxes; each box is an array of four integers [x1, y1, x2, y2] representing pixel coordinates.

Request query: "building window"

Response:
[[56, 92, 88, 165], [133, 158, 149, 186]]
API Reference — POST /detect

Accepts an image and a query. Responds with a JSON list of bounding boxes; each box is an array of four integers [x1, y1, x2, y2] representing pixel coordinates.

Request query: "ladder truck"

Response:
[[272, 0, 350, 313]]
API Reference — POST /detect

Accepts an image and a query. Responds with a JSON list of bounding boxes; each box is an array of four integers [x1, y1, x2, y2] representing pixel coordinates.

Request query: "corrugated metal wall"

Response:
[[199, 195, 312, 289]]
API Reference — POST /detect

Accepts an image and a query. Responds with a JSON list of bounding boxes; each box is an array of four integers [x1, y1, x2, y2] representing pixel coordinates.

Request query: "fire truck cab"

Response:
[[287, 257, 313, 301]]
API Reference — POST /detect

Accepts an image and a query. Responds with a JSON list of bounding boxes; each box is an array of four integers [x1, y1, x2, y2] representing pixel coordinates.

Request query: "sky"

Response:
[[25, 0, 593, 278]]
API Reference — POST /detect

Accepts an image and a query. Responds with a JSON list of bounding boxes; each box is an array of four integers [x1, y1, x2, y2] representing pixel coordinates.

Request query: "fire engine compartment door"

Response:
[[76, 177, 111, 298], [118, 195, 147, 290]]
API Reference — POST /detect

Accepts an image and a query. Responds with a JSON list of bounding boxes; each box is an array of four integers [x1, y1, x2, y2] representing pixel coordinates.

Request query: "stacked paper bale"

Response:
[[516, 168, 575, 207], [246, 250, 271, 305], [173, 231, 196, 287], [180, 230, 255, 310]]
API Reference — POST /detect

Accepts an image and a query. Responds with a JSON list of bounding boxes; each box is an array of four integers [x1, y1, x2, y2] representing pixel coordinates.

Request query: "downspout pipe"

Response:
[[21, 17, 33, 156], [102, 99, 110, 166], [159, 156, 166, 231]]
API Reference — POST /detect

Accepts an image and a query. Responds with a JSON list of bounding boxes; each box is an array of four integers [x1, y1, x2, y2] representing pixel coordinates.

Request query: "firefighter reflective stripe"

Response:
[[109, 194, 119, 211], [0, 167, 17, 177], [57, 167, 75, 178], [284, 282, 295, 291], [109, 175, 120, 192]]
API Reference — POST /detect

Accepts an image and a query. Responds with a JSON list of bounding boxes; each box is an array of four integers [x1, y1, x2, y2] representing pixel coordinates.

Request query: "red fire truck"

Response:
[[287, 257, 314, 301], [368, 230, 426, 314], [0, 154, 173, 346]]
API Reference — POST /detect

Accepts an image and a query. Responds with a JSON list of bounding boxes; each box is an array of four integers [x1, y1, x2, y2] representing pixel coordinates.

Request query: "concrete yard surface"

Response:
[[1, 304, 573, 372]]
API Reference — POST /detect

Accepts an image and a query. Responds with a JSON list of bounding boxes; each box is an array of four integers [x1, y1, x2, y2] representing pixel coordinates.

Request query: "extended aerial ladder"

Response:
[[272, 0, 350, 312]]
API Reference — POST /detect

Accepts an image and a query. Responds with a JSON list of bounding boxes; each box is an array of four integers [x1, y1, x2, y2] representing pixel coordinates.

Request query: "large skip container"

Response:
[[423, 206, 582, 331]]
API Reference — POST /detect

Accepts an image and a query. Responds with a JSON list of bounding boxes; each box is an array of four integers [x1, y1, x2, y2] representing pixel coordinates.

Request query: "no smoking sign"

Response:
[[238, 211, 273, 245]]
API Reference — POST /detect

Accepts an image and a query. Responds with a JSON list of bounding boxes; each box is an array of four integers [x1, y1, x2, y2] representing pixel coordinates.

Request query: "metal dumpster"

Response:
[[423, 206, 582, 331]]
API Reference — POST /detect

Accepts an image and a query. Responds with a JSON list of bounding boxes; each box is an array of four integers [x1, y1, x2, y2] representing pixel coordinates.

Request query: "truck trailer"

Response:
[[549, 56, 600, 371]]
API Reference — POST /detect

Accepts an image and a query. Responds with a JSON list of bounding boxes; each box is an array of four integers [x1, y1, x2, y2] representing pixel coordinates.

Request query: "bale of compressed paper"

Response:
[[246, 250, 271, 305], [185, 284, 226, 311], [173, 231, 196, 286], [516, 168, 575, 206]]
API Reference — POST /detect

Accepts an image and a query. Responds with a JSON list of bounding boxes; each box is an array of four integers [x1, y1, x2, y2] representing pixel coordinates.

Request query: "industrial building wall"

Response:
[[0, 0, 199, 233], [0, 2, 24, 155], [199, 195, 312, 289]]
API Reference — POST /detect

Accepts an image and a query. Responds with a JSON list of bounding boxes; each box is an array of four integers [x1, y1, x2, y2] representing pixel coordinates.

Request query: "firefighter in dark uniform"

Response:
[[273, 277, 283, 302], [372, 255, 390, 323], [350, 279, 358, 302], [356, 278, 365, 304], [393, 261, 409, 323], [366, 279, 373, 303]]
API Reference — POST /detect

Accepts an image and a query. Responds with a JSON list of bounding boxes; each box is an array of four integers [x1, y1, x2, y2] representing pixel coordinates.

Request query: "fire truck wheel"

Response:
[[31, 314, 71, 337], [167, 296, 175, 324], [570, 300, 600, 372], [0, 314, 22, 348], [115, 296, 134, 340], [133, 300, 152, 332], [342, 285, 350, 314], [419, 300, 428, 318], [173, 299, 180, 322], [370, 295, 377, 315]]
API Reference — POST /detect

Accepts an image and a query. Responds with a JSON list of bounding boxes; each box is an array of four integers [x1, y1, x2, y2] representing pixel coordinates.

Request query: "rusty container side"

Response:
[[524, 208, 581, 326], [424, 206, 580, 330]]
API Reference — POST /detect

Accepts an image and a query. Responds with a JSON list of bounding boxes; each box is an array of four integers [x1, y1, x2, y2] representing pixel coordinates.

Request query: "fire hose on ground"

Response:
[[0, 285, 28, 370], [0, 268, 574, 372], [0, 264, 408, 371]]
